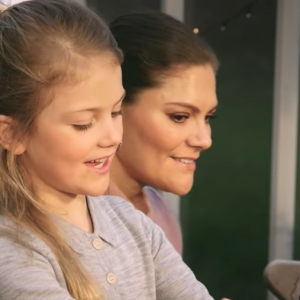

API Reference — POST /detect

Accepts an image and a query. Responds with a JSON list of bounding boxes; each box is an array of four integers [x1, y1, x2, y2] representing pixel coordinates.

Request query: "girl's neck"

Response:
[[36, 183, 93, 233]]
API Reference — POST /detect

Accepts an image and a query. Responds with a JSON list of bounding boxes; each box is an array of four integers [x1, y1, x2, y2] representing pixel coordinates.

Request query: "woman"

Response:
[[0, 1, 216, 299], [109, 12, 218, 254]]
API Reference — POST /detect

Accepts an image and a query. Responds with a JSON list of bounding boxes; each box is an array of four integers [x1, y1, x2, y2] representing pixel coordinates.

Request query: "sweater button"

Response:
[[92, 238, 103, 250], [107, 273, 117, 284]]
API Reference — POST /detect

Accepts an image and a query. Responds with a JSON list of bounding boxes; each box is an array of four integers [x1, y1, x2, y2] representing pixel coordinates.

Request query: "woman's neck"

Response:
[[110, 156, 150, 214]]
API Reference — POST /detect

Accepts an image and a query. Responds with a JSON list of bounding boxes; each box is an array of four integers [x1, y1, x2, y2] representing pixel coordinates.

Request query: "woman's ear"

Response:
[[0, 115, 26, 155]]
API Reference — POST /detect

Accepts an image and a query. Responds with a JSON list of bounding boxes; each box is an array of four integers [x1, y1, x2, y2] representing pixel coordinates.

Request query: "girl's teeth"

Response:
[[93, 158, 107, 169]]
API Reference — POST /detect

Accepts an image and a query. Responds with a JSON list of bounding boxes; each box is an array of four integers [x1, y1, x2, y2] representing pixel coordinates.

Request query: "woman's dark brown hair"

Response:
[[110, 11, 218, 103]]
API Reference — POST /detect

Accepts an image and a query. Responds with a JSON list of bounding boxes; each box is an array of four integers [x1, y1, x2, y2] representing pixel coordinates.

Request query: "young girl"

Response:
[[0, 0, 215, 299]]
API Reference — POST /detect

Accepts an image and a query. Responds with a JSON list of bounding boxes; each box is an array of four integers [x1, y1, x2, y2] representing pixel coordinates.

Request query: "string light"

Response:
[[246, 4, 253, 18], [193, 28, 199, 34], [199, 0, 259, 35]]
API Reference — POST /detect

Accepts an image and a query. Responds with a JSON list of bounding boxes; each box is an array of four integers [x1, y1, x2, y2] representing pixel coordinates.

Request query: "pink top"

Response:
[[106, 183, 182, 254], [144, 187, 182, 254]]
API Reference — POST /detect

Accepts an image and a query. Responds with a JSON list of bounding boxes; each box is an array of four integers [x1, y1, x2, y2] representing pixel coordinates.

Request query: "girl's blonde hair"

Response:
[[0, 1, 123, 299]]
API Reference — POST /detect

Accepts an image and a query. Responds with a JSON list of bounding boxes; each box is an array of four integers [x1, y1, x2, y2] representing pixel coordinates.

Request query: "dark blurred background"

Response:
[[85, 1, 293, 299]]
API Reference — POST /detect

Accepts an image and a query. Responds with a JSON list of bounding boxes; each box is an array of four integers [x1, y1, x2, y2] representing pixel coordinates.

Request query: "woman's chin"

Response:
[[162, 181, 193, 196]]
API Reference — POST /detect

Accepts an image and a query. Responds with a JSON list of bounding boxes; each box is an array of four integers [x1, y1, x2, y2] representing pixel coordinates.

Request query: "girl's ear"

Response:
[[0, 115, 26, 155]]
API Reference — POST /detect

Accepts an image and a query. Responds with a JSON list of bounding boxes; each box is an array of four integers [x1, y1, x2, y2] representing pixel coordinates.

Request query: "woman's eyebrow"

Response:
[[164, 102, 218, 113]]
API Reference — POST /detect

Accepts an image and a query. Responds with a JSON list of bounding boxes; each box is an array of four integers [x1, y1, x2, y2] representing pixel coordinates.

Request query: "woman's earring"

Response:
[[117, 143, 122, 152]]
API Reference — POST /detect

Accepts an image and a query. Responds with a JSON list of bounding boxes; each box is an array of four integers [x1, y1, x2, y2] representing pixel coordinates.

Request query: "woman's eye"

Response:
[[112, 110, 122, 118], [205, 115, 217, 123], [73, 123, 93, 131], [171, 114, 189, 123]]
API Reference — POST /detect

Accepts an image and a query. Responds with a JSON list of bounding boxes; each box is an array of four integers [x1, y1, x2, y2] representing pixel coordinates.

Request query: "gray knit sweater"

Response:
[[0, 195, 213, 300]]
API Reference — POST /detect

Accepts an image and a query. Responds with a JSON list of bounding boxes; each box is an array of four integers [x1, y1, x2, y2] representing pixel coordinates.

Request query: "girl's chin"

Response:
[[79, 183, 110, 198], [89, 186, 109, 197]]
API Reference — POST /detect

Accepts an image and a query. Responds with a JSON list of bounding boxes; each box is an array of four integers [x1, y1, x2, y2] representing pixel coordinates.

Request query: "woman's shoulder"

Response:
[[143, 186, 177, 221], [143, 187, 182, 254]]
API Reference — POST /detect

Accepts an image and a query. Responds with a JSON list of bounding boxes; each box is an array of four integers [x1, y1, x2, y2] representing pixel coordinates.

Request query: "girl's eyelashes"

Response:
[[73, 118, 95, 131], [73, 123, 93, 131], [72, 110, 122, 131]]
